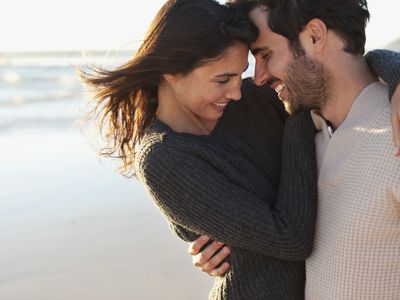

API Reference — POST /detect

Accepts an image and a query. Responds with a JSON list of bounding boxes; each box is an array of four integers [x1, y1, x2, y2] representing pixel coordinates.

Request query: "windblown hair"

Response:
[[231, 0, 370, 55], [79, 0, 258, 177]]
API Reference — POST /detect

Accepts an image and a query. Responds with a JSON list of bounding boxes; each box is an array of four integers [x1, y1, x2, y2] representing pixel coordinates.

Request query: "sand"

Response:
[[0, 127, 213, 300]]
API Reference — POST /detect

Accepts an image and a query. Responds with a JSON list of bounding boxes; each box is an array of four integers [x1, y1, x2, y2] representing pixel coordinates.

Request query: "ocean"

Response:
[[0, 51, 134, 131]]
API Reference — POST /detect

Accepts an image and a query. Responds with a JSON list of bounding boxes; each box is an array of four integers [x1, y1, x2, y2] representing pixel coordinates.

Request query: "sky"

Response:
[[1, 0, 398, 52]]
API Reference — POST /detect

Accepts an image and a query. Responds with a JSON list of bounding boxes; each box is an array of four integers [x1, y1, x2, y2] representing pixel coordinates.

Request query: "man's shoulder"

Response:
[[346, 81, 390, 130]]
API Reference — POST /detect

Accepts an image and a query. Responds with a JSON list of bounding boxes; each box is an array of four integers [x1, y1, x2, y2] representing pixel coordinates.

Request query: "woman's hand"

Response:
[[391, 84, 400, 156], [188, 235, 231, 276]]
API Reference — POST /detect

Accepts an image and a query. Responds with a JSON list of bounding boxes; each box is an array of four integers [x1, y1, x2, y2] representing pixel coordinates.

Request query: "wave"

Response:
[[0, 92, 82, 107], [0, 116, 80, 131]]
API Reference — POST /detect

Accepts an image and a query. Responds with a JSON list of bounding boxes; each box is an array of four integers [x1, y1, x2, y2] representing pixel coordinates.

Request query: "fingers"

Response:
[[391, 84, 400, 156], [199, 246, 231, 275], [188, 235, 210, 255], [192, 241, 224, 267], [209, 262, 231, 277], [392, 113, 400, 156], [188, 237, 232, 277]]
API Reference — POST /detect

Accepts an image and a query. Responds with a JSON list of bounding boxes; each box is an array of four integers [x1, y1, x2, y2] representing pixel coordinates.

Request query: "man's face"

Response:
[[249, 7, 331, 113], [249, 7, 293, 100]]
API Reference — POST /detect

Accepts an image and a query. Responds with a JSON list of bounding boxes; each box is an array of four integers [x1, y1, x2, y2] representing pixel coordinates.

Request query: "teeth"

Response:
[[214, 102, 228, 107], [275, 83, 285, 94]]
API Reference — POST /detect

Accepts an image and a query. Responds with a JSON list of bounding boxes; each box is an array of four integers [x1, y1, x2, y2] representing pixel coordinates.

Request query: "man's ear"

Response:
[[299, 18, 328, 54]]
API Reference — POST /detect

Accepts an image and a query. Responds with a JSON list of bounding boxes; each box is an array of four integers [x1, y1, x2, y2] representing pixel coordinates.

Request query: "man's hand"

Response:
[[188, 235, 231, 276], [391, 84, 400, 156]]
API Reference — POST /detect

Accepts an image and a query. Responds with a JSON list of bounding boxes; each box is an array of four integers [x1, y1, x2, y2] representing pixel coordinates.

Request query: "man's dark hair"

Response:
[[231, 0, 370, 55]]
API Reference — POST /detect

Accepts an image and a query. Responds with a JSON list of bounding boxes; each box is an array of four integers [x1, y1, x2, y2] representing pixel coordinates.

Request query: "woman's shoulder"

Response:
[[221, 78, 288, 128], [216, 78, 288, 137], [136, 120, 177, 164], [135, 119, 204, 178], [240, 78, 288, 120]]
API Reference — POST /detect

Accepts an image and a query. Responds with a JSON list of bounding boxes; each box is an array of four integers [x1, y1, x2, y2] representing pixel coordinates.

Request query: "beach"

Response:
[[0, 52, 213, 300]]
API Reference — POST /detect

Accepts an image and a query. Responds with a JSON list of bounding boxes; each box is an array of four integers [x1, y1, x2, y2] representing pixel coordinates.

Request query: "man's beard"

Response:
[[283, 55, 332, 114]]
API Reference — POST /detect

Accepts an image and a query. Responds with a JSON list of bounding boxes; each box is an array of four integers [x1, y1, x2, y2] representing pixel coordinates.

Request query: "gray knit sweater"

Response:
[[135, 50, 400, 300], [136, 79, 318, 299]]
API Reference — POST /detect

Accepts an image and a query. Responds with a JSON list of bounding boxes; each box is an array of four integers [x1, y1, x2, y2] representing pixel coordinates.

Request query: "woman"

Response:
[[80, 0, 400, 298]]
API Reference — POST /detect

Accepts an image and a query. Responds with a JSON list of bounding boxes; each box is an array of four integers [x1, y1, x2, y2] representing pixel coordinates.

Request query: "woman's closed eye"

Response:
[[216, 78, 230, 84]]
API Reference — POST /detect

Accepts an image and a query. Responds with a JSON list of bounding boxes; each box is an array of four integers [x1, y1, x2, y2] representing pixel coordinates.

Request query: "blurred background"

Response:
[[0, 1, 399, 299]]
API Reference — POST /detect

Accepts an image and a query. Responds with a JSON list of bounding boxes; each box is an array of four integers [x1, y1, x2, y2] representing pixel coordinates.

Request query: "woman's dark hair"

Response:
[[231, 0, 370, 55], [79, 0, 258, 177]]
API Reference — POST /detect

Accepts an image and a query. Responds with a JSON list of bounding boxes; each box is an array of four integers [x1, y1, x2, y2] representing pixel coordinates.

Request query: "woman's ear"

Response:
[[163, 73, 180, 84]]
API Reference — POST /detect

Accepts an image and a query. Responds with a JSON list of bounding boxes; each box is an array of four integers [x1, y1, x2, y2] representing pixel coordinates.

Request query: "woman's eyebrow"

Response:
[[215, 63, 249, 77]]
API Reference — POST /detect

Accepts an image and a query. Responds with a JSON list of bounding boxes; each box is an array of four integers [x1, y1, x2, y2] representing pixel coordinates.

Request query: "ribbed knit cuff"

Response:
[[285, 110, 317, 142], [365, 49, 400, 99]]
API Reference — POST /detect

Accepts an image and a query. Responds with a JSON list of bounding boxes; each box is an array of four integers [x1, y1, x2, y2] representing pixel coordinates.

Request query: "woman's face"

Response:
[[164, 42, 249, 133]]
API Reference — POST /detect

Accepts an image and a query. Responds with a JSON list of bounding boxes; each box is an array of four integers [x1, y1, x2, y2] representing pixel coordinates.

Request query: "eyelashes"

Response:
[[217, 78, 230, 84]]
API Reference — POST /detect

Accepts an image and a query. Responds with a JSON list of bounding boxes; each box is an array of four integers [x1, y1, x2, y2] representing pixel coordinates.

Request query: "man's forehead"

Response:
[[248, 8, 271, 55], [249, 5, 269, 25]]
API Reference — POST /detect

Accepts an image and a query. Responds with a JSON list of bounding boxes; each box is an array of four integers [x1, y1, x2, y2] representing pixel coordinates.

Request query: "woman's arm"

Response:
[[138, 111, 317, 261], [365, 49, 400, 98], [365, 49, 400, 153]]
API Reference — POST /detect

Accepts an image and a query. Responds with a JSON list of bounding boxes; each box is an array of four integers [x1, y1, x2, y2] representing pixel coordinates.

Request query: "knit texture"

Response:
[[135, 79, 318, 299], [306, 82, 400, 299], [365, 49, 400, 99]]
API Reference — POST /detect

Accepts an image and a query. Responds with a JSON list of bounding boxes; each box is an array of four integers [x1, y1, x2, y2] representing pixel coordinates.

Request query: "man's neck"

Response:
[[320, 55, 378, 130]]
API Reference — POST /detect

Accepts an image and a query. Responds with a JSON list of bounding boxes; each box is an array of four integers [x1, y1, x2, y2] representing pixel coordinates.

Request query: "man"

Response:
[[189, 0, 400, 298]]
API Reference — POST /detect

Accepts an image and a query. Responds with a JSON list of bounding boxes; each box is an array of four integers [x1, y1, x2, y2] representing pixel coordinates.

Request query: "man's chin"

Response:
[[279, 97, 295, 115], [282, 101, 293, 114], [282, 99, 306, 115], [277, 88, 294, 114]]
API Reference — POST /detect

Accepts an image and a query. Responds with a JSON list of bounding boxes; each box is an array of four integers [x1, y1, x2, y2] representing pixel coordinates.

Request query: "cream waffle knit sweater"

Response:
[[306, 82, 400, 299]]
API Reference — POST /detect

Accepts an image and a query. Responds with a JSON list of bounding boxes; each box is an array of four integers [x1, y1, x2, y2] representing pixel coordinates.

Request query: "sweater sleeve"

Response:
[[365, 49, 400, 98], [138, 111, 317, 260]]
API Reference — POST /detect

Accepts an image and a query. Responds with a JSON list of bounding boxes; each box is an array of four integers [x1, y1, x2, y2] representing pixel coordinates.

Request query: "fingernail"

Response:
[[223, 247, 230, 254], [217, 241, 224, 246]]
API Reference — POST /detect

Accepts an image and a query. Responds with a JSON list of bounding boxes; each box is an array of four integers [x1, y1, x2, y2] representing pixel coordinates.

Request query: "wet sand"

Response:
[[0, 128, 213, 300]]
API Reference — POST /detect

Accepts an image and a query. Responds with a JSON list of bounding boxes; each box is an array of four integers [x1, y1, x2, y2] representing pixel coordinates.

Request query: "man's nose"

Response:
[[254, 60, 270, 86]]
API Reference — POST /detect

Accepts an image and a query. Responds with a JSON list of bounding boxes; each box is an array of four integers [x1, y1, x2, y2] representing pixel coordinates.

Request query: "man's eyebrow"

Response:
[[250, 46, 268, 56]]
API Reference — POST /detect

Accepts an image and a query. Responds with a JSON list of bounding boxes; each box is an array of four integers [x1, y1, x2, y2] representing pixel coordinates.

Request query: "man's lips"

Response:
[[269, 80, 286, 101], [274, 83, 285, 95], [265, 78, 287, 101], [270, 80, 282, 91]]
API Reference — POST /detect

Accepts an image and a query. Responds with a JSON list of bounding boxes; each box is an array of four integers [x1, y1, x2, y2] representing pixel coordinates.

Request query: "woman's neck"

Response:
[[157, 84, 216, 135]]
